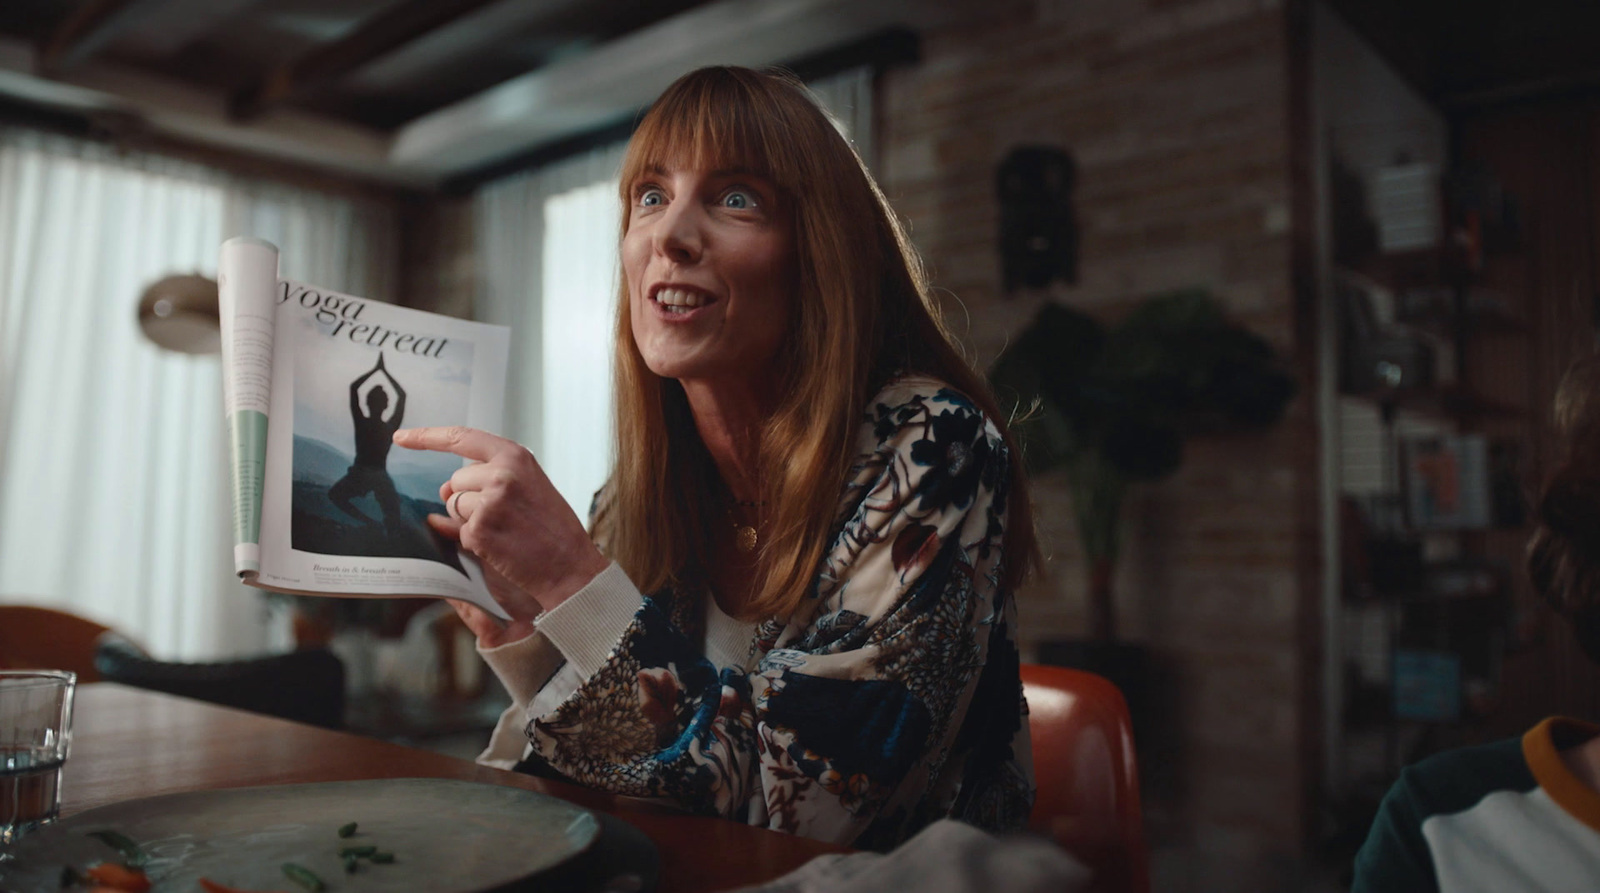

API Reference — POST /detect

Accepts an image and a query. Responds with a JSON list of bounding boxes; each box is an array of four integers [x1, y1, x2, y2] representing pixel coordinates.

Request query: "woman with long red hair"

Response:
[[397, 66, 1036, 849]]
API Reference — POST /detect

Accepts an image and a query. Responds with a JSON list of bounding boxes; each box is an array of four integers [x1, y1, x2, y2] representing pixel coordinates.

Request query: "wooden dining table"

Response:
[[60, 683, 850, 893]]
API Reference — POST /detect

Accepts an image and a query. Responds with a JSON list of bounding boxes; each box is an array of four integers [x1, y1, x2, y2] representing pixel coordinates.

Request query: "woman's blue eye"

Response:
[[723, 190, 755, 209], [639, 189, 665, 207]]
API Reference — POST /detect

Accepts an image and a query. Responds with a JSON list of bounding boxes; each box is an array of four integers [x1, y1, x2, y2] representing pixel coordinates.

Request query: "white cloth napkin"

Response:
[[719, 819, 1092, 893]]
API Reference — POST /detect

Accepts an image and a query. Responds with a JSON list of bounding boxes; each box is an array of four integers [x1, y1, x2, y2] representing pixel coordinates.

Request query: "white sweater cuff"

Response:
[[477, 701, 532, 770], [536, 561, 645, 679], [477, 630, 564, 707]]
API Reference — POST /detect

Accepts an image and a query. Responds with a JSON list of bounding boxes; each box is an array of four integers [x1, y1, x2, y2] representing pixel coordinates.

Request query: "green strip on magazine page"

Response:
[[229, 409, 268, 550]]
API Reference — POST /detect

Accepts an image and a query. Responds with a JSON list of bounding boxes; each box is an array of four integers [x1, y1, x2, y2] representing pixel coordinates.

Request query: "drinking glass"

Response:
[[0, 670, 76, 848]]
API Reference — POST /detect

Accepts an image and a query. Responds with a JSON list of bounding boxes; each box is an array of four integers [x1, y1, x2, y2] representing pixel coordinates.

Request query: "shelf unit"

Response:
[[1333, 240, 1529, 791]]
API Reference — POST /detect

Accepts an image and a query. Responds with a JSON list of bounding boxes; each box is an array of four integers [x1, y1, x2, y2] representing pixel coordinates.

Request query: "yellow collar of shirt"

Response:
[[1524, 716, 1600, 833]]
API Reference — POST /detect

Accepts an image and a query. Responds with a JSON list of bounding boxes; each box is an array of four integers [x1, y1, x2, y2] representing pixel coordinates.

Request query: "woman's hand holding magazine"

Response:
[[393, 425, 609, 647]]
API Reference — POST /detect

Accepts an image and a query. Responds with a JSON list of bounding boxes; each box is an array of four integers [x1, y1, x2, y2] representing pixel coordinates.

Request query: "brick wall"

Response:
[[878, 0, 1319, 884]]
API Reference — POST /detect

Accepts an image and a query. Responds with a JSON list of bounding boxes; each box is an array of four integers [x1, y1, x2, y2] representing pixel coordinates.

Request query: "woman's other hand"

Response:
[[447, 559, 540, 648], [446, 597, 535, 651], [393, 426, 608, 623]]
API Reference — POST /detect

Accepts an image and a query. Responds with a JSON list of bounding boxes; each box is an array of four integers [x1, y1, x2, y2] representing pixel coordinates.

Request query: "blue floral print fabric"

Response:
[[524, 377, 1034, 848]]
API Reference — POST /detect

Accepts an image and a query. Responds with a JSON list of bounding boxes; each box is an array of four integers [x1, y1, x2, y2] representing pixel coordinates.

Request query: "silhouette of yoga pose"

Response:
[[328, 353, 407, 534]]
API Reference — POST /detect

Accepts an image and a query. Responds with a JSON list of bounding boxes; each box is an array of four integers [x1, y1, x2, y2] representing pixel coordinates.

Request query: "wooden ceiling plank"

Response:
[[119, 0, 264, 56], [0, 35, 418, 187], [391, 0, 965, 176], [341, 0, 592, 92], [40, 0, 167, 73], [230, 0, 507, 121]]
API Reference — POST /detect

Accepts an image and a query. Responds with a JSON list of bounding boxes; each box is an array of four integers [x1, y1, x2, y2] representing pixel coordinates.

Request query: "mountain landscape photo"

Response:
[[290, 434, 466, 572]]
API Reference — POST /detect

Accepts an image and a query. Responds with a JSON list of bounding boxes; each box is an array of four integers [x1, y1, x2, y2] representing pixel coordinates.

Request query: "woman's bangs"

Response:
[[621, 72, 786, 194]]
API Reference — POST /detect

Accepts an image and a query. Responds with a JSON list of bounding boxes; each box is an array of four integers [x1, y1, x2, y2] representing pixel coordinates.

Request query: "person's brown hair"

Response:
[[595, 66, 1036, 620], [1528, 359, 1600, 660]]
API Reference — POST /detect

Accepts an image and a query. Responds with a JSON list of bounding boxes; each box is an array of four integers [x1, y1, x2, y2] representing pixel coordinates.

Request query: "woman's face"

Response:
[[623, 161, 795, 387]]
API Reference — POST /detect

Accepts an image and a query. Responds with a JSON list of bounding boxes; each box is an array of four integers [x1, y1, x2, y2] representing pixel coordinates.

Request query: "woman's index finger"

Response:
[[393, 426, 507, 461]]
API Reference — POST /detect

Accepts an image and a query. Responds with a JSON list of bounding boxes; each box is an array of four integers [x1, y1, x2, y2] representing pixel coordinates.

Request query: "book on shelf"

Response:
[[1401, 433, 1492, 531], [219, 236, 512, 619]]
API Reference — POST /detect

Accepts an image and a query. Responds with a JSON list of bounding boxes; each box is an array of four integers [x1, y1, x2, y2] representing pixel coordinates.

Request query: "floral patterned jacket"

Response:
[[475, 376, 1034, 849]]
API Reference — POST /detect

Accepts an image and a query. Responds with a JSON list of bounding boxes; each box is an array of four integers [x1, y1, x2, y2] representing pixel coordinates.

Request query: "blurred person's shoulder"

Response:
[[1354, 728, 1534, 893], [1396, 717, 1600, 811], [1390, 733, 1534, 816], [1359, 718, 1600, 893]]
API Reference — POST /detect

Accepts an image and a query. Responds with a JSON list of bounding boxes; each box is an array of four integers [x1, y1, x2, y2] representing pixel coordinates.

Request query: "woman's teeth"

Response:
[[655, 288, 708, 314]]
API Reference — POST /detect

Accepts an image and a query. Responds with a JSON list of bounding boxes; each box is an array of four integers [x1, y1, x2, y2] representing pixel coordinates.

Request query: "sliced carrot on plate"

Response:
[[198, 878, 289, 893], [84, 863, 151, 892]]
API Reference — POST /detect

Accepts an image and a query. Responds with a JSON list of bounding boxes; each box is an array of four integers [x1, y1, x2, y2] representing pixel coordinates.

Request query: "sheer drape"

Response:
[[539, 181, 624, 514], [474, 144, 627, 516], [0, 130, 397, 659], [471, 67, 873, 517], [810, 67, 875, 170]]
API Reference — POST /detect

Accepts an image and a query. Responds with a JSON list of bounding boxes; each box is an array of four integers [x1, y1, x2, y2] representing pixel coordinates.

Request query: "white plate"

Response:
[[0, 777, 600, 892]]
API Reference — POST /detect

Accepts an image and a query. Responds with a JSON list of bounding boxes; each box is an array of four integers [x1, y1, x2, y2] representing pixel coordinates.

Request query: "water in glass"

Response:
[[1, 747, 64, 845], [0, 671, 75, 849]]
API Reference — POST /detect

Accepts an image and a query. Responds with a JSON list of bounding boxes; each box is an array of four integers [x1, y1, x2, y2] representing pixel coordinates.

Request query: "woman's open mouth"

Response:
[[652, 286, 715, 316]]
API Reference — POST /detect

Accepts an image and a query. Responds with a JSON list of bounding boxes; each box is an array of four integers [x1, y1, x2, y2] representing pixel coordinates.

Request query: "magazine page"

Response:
[[253, 275, 512, 620], [218, 237, 280, 577]]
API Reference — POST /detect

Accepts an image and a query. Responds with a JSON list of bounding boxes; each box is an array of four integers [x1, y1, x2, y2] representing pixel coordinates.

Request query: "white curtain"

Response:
[[474, 143, 627, 518], [810, 67, 876, 170], [471, 66, 873, 519], [0, 129, 397, 659], [540, 181, 624, 514]]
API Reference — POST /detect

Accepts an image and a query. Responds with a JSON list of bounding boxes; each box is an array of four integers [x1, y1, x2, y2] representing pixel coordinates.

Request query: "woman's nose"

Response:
[[655, 201, 703, 263]]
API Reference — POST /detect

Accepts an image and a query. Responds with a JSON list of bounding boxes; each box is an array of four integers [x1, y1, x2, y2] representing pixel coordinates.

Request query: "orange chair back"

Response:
[[0, 604, 115, 682], [1022, 663, 1149, 893]]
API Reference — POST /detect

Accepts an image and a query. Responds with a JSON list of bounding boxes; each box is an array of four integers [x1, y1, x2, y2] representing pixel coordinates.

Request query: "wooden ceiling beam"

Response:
[[39, 0, 165, 74], [391, 0, 962, 177], [229, 0, 506, 121], [0, 36, 416, 187]]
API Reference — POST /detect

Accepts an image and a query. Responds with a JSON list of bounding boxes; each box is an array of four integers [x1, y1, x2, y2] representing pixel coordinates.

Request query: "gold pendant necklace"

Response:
[[729, 498, 767, 554], [733, 522, 759, 554]]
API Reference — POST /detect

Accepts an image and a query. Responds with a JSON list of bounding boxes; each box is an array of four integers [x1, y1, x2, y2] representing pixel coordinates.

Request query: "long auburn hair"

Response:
[[597, 66, 1035, 620]]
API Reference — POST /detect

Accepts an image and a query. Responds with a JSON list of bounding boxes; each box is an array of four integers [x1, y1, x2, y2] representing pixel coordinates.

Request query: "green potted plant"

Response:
[[990, 289, 1296, 677]]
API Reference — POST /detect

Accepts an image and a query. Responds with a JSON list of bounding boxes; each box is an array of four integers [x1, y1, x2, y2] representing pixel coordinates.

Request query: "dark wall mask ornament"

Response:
[[997, 145, 1080, 292]]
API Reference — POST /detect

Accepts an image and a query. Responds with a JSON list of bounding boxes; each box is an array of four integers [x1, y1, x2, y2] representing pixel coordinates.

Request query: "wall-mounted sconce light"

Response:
[[137, 273, 220, 354]]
